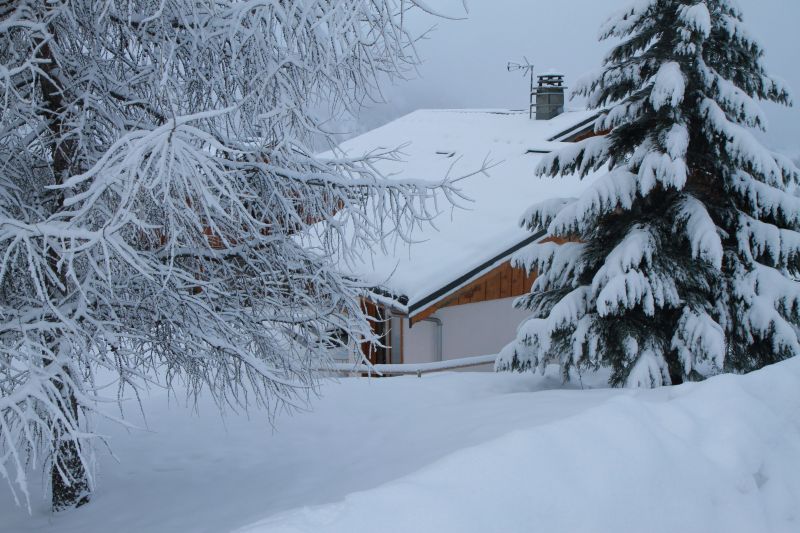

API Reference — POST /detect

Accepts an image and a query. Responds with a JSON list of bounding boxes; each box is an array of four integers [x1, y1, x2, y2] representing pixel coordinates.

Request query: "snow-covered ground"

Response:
[[2, 360, 799, 533]]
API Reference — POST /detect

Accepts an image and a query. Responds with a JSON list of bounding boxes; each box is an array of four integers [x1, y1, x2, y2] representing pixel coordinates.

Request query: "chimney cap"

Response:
[[537, 73, 566, 87]]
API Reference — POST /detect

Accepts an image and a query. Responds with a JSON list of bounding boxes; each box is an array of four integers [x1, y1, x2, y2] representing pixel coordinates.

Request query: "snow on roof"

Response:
[[328, 108, 600, 310]]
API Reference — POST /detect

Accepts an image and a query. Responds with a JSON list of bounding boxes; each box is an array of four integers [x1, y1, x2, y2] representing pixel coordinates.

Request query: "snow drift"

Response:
[[241, 359, 800, 533], [2, 360, 798, 533]]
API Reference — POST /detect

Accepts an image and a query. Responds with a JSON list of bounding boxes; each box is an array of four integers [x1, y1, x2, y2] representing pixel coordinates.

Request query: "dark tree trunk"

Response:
[[37, 34, 92, 511], [52, 439, 90, 510], [51, 372, 90, 511]]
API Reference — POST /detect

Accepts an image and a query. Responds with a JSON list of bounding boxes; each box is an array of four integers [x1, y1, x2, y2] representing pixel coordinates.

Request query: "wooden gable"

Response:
[[410, 261, 536, 325], [408, 235, 575, 326]]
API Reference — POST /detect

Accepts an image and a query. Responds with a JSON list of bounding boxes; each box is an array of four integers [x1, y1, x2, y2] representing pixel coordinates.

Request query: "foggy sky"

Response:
[[356, 0, 800, 154]]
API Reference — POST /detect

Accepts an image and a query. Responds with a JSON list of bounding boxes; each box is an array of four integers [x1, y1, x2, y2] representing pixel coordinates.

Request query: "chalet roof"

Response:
[[324, 108, 601, 317]]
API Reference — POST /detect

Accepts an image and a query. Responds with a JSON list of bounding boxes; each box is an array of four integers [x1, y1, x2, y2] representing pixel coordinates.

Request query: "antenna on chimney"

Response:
[[507, 57, 535, 119]]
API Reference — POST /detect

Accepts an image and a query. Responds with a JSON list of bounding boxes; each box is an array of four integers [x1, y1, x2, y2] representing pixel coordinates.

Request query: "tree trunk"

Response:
[[667, 359, 685, 386], [51, 370, 90, 510], [38, 34, 92, 511]]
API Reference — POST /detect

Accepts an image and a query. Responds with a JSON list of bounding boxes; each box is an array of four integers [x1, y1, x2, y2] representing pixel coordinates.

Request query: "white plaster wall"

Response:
[[402, 319, 438, 364], [438, 297, 529, 360], [402, 297, 529, 366]]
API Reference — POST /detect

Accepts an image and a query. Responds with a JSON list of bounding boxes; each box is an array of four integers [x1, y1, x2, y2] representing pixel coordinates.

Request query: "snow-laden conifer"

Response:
[[0, 0, 468, 510], [498, 0, 799, 388]]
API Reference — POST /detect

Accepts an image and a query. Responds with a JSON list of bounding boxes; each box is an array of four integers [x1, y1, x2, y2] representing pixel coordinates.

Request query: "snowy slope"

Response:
[[2, 360, 799, 533], [0, 368, 614, 533], [321, 109, 599, 304], [242, 360, 800, 533]]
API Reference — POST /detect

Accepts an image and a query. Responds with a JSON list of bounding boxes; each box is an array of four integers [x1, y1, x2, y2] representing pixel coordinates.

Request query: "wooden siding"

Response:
[[360, 300, 406, 367], [361, 300, 390, 365], [410, 261, 536, 325], [408, 234, 577, 326], [568, 128, 611, 143]]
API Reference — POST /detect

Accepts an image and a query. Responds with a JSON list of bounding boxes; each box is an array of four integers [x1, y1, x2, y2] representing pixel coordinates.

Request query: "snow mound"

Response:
[[240, 359, 800, 533]]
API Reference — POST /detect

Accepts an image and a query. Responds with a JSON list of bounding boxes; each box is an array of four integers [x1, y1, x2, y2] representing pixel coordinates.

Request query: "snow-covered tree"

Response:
[[0, 0, 470, 511], [498, 0, 799, 388]]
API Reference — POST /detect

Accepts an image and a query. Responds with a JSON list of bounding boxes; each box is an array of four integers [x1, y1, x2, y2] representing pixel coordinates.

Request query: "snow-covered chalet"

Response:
[[332, 75, 603, 370]]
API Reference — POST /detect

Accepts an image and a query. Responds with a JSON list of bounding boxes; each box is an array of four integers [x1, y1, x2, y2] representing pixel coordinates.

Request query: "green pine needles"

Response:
[[498, 0, 800, 387]]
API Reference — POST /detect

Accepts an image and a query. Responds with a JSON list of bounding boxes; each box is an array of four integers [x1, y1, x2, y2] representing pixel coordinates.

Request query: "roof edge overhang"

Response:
[[402, 229, 547, 321], [547, 112, 603, 143], [363, 286, 410, 315]]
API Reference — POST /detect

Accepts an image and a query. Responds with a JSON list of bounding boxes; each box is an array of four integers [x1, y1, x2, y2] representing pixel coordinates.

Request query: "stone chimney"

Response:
[[533, 73, 566, 120]]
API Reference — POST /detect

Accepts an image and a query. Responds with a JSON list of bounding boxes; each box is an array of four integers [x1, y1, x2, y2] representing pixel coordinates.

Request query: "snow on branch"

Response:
[[671, 307, 725, 376], [702, 68, 769, 129], [734, 268, 800, 359], [674, 195, 723, 269], [513, 241, 587, 291], [0, 0, 467, 509], [677, 3, 711, 38], [737, 214, 800, 269], [518, 198, 576, 233], [649, 62, 685, 111], [499, 286, 593, 373], [729, 171, 800, 230], [599, 0, 658, 40], [548, 168, 639, 236], [592, 226, 660, 317], [624, 341, 671, 388], [700, 98, 786, 187], [536, 136, 612, 179]]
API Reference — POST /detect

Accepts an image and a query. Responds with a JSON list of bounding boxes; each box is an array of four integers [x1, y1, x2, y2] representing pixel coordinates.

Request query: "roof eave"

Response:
[[404, 229, 547, 320]]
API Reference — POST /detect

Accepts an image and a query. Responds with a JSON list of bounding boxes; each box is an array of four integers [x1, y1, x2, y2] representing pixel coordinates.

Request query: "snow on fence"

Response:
[[326, 354, 497, 377]]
